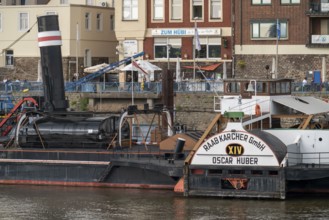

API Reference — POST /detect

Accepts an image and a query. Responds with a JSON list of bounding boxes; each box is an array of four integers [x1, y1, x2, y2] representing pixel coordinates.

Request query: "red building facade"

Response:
[[143, 0, 233, 79]]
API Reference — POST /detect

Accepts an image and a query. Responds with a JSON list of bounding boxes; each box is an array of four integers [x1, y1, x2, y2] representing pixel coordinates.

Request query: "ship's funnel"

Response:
[[37, 15, 68, 112]]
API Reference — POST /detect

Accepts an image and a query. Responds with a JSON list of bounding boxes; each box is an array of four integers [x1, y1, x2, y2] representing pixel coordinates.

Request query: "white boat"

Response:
[[180, 78, 329, 199]]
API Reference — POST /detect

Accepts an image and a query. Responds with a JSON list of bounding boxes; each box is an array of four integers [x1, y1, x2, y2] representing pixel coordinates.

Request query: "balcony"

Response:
[[306, 2, 329, 16], [306, 34, 329, 48]]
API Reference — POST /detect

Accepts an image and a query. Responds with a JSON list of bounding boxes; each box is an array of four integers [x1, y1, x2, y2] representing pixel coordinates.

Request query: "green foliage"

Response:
[[237, 60, 246, 68], [79, 98, 89, 111]]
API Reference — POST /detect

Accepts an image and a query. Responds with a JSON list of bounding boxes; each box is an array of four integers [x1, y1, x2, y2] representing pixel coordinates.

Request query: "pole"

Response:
[[275, 19, 279, 79], [131, 58, 134, 105], [275, 38, 278, 79], [193, 18, 197, 81], [167, 44, 171, 70], [76, 22, 79, 80]]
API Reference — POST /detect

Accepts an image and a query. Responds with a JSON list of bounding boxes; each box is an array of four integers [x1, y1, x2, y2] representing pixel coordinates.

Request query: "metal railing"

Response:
[[287, 151, 329, 167], [1, 81, 329, 95]]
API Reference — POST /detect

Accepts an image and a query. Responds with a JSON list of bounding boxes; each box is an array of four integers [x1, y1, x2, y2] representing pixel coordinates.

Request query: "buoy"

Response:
[[255, 104, 261, 116]]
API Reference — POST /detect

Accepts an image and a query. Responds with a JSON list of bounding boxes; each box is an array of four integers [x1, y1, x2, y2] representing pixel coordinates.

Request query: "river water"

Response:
[[0, 185, 328, 220]]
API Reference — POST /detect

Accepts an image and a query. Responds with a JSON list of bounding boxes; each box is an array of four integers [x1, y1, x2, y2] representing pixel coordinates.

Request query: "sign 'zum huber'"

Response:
[[191, 131, 280, 167]]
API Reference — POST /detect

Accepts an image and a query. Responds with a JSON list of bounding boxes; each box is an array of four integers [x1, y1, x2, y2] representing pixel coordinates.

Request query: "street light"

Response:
[[265, 65, 270, 79], [193, 17, 198, 81]]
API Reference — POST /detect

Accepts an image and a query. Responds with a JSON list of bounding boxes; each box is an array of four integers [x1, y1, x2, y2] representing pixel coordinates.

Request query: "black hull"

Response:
[[286, 166, 329, 194], [1, 149, 329, 197], [0, 148, 183, 189]]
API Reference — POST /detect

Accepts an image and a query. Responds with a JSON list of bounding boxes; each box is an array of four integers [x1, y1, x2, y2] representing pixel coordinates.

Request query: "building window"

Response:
[[281, 0, 300, 4], [85, 12, 91, 30], [5, 50, 14, 66], [96, 13, 103, 31], [123, 0, 138, 20], [194, 37, 221, 59], [171, 0, 182, 20], [110, 15, 115, 31], [192, 0, 203, 19], [154, 38, 182, 59], [60, 0, 68, 4], [19, 12, 28, 31], [86, 0, 93, 5], [84, 49, 91, 67], [251, 20, 287, 39], [252, 0, 271, 5], [210, 0, 222, 20], [153, 0, 164, 20]]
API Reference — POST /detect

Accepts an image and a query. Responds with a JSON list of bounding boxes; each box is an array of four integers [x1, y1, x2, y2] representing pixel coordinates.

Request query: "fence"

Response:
[[1, 81, 329, 95]]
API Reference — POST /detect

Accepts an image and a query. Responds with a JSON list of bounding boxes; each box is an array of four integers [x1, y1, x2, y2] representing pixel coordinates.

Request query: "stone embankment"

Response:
[[11, 91, 329, 132]]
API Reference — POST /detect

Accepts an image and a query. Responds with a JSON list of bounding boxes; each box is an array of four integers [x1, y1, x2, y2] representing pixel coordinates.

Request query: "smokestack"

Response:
[[37, 15, 68, 112]]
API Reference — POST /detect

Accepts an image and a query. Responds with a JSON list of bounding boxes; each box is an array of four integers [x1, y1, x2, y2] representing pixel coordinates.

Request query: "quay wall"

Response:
[[64, 92, 218, 131], [65, 92, 328, 131]]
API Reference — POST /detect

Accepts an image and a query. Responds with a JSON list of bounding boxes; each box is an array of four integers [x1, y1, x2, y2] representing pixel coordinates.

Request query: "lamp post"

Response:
[[193, 17, 198, 81], [265, 65, 270, 79]]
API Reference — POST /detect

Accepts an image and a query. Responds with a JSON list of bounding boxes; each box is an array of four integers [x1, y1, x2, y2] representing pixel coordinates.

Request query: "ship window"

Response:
[[269, 170, 278, 175], [228, 170, 245, 174], [251, 170, 263, 175], [191, 169, 205, 175], [226, 82, 241, 93], [208, 169, 222, 175], [276, 82, 281, 93]]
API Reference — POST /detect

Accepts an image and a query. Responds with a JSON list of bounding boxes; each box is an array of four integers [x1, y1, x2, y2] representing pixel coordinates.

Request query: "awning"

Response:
[[272, 96, 329, 115], [84, 63, 109, 73], [121, 60, 162, 72], [183, 63, 222, 71]]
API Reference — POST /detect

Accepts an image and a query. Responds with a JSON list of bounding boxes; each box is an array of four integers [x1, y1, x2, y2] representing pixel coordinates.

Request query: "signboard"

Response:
[[123, 40, 138, 57], [191, 129, 280, 167], [322, 3, 329, 12], [152, 28, 221, 36], [312, 35, 329, 44]]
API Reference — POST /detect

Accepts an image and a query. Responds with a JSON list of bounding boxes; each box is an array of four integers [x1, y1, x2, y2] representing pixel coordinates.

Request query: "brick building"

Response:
[[115, 0, 233, 81], [233, 0, 329, 83]]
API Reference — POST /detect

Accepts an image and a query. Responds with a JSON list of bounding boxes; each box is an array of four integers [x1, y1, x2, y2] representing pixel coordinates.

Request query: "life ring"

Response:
[[255, 104, 261, 116]]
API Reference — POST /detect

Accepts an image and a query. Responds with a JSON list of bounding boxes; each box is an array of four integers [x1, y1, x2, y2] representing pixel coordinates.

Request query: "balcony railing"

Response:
[[306, 2, 329, 15]]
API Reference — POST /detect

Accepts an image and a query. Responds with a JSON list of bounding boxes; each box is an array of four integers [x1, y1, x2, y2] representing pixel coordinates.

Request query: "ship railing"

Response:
[[228, 98, 270, 116], [287, 151, 329, 167]]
